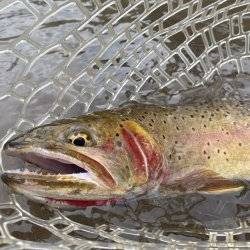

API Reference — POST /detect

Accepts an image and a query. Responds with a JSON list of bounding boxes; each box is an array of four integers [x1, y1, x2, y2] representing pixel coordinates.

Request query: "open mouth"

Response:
[[2, 148, 121, 207], [3, 148, 102, 185], [1, 136, 123, 207], [3, 144, 118, 190], [21, 152, 88, 175]]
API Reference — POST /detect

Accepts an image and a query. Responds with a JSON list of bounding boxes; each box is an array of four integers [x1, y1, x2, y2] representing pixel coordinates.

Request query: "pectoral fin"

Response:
[[164, 169, 246, 195]]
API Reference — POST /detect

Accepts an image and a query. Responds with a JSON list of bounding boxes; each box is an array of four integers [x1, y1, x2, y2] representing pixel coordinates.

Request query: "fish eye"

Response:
[[68, 132, 91, 147], [73, 137, 85, 146]]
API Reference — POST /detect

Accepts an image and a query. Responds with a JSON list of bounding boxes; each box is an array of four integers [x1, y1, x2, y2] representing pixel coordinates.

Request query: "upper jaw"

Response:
[[2, 142, 115, 189]]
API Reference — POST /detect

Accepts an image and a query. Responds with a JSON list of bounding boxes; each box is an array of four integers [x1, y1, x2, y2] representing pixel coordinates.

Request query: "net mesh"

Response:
[[1, 0, 250, 248]]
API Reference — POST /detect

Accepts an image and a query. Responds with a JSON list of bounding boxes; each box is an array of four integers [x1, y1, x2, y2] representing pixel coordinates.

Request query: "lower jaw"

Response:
[[45, 197, 122, 207]]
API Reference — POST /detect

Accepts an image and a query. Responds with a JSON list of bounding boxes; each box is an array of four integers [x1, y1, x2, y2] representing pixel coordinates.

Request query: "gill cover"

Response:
[[120, 120, 166, 186]]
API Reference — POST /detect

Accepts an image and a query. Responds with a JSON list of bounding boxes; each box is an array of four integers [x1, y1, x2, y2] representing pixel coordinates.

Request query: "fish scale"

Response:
[[1, 101, 250, 207], [124, 102, 250, 181]]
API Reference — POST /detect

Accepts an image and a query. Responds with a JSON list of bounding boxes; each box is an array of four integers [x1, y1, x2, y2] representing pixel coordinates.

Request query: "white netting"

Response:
[[1, 0, 250, 248]]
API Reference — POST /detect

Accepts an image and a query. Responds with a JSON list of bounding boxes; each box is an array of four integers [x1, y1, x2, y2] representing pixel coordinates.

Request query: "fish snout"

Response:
[[3, 134, 29, 154], [4, 140, 20, 149]]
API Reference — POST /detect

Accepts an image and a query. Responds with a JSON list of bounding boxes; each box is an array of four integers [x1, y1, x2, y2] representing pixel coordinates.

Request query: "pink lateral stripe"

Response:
[[178, 127, 250, 144]]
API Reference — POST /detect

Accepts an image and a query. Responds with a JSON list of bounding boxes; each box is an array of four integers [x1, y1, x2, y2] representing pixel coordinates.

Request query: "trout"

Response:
[[1, 102, 250, 207]]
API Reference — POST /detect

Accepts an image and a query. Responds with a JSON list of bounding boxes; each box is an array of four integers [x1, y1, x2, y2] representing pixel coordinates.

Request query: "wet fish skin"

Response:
[[1, 101, 250, 207]]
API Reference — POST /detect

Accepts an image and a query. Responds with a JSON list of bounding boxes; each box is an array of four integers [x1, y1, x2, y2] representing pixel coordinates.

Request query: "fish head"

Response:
[[2, 111, 166, 207]]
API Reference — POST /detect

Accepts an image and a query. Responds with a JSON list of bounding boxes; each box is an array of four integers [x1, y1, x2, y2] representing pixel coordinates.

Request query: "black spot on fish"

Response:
[[151, 119, 154, 123], [116, 133, 119, 137], [178, 156, 181, 160], [142, 115, 145, 119], [164, 120, 167, 124], [192, 127, 195, 131], [119, 124, 123, 128], [204, 124, 207, 128], [176, 126, 180, 130], [116, 141, 122, 147], [190, 115, 194, 118], [217, 149, 220, 153], [207, 156, 211, 159], [162, 135, 165, 139], [207, 142, 210, 146], [149, 123, 153, 127], [203, 150, 207, 154], [239, 143, 242, 146]]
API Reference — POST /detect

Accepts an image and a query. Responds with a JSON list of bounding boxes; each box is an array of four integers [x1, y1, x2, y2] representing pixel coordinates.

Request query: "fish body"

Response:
[[2, 102, 250, 207]]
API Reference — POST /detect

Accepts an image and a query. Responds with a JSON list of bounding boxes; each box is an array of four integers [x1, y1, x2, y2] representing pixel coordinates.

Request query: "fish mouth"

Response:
[[3, 147, 104, 185], [1, 142, 121, 206]]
